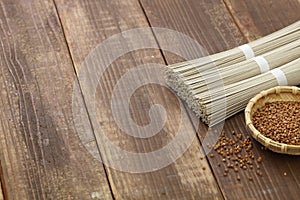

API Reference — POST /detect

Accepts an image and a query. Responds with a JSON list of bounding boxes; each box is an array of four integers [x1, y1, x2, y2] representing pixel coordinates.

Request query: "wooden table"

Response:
[[0, 0, 299, 199]]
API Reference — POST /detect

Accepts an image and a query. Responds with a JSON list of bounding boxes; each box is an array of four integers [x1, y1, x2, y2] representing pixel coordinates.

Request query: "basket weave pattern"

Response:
[[245, 86, 300, 155]]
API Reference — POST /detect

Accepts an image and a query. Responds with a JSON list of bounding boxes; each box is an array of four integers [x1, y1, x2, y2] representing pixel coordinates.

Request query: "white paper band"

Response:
[[238, 44, 255, 60], [253, 56, 270, 73], [271, 68, 288, 86]]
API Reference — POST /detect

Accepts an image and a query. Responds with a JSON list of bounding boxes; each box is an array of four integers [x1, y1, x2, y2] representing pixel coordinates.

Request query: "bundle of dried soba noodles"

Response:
[[166, 20, 300, 92], [180, 40, 300, 105], [198, 58, 300, 125], [165, 20, 300, 126]]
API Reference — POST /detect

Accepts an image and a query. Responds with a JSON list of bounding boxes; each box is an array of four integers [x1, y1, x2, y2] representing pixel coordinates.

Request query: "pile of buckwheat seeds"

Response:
[[210, 130, 263, 182], [252, 101, 300, 145]]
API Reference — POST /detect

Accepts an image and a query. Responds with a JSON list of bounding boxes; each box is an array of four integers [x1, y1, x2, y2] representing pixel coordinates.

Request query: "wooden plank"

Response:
[[141, 0, 300, 199], [224, 0, 300, 41], [141, 0, 246, 59], [0, 187, 3, 200], [0, 0, 112, 199], [0, 183, 3, 200], [54, 0, 223, 199], [0, 161, 6, 200]]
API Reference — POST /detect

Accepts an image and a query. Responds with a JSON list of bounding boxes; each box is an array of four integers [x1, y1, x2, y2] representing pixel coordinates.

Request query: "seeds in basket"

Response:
[[252, 101, 300, 145]]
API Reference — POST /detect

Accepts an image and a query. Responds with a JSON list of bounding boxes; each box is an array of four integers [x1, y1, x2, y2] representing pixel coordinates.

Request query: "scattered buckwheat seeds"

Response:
[[212, 130, 263, 182], [252, 101, 300, 145], [257, 157, 263, 163], [256, 170, 263, 176]]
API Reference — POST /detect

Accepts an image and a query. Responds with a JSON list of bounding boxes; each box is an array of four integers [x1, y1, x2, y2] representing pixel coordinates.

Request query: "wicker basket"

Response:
[[245, 86, 300, 155]]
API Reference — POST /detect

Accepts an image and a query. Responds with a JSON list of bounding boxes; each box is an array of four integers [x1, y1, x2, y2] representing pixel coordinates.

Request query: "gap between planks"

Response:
[[51, 0, 116, 198], [221, 0, 248, 43], [53, 0, 224, 199], [0, 161, 7, 200], [138, 0, 227, 195]]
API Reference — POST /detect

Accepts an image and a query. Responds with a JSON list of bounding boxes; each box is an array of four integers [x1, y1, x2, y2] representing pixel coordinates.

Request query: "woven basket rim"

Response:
[[245, 86, 300, 155]]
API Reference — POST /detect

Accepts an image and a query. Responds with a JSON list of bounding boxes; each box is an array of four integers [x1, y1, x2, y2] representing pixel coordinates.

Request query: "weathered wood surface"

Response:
[[141, 0, 246, 59], [0, 0, 112, 199], [54, 0, 223, 199], [224, 0, 300, 41], [0, 186, 4, 200], [0, 183, 3, 200], [141, 0, 300, 199], [0, 161, 4, 200], [0, 0, 299, 199]]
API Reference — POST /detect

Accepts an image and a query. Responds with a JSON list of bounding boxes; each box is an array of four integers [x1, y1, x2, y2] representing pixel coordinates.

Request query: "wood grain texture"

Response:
[[0, 0, 112, 199], [0, 161, 6, 200], [141, 0, 300, 199], [0, 183, 4, 200], [224, 0, 300, 41], [0, 182, 4, 200], [54, 0, 223, 199], [141, 0, 246, 64], [0, 183, 3, 200]]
